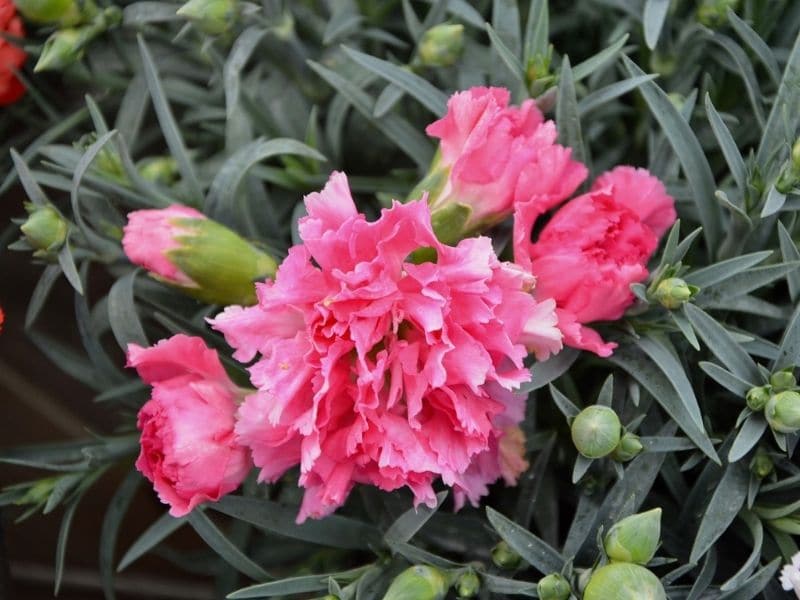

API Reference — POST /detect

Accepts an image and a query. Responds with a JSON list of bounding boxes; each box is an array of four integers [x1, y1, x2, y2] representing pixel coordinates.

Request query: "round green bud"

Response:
[[537, 573, 571, 600], [583, 563, 666, 600], [653, 277, 694, 309], [176, 0, 238, 35], [765, 390, 800, 434], [455, 570, 480, 598], [20, 205, 68, 253], [769, 370, 797, 392], [604, 508, 662, 565], [382, 565, 449, 600], [745, 385, 771, 412], [491, 541, 522, 570], [750, 449, 774, 479], [571, 406, 622, 459], [138, 156, 179, 184], [612, 432, 644, 462], [418, 23, 464, 68]]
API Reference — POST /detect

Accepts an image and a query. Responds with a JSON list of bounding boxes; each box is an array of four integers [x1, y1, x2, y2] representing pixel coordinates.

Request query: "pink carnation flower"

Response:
[[122, 204, 205, 286], [514, 168, 676, 357], [211, 172, 561, 522], [129, 334, 251, 517], [424, 86, 587, 230]]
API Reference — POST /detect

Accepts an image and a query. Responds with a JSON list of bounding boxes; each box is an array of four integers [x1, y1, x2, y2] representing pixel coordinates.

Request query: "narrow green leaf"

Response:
[[401, 0, 422, 40], [779, 222, 800, 301], [137, 35, 203, 201], [622, 55, 721, 253], [118, 512, 187, 571], [773, 302, 800, 371], [100, 471, 142, 600], [572, 34, 629, 82], [387, 541, 461, 569], [761, 185, 786, 217], [672, 309, 700, 350], [684, 304, 760, 384], [486, 506, 564, 574], [708, 33, 765, 128], [384, 491, 447, 545], [523, 0, 548, 64], [578, 74, 658, 115], [687, 548, 717, 600], [556, 57, 586, 165], [57, 244, 84, 295], [25, 264, 61, 329], [482, 573, 538, 596], [108, 270, 148, 350], [374, 84, 405, 118], [717, 558, 780, 599], [685, 251, 772, 288], [523, 347, 579, 392], [719, 511, 763, 592], [187, 510, 270, 582], [485, 23, 525, 83], [703, 261, 800, 300], [643, 0, 669, 50], [690, 461, 749, 563], [728, 415, 768, 462], [727, 9, 781, 85], [572, 455, 593, 484], [10, 148, 49, 206], [341, 46, 448, 116], [228, 567, 369, 599], [640, 436, 698, 452], [492, 0, 521, 57], [549, 383, 580, 419], [699, 361, 753, 396], [54, 495, 80, 595], [704, 93, 747, 195]]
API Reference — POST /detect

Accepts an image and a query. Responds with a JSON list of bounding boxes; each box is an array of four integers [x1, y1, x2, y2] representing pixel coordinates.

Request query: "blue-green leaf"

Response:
[[486, 506, 564, 574], [643, 0, 669, 50]]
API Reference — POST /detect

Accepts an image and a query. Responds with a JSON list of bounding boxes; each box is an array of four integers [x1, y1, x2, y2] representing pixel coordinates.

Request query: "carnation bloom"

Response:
[[514, 167, 675, 357], [129, 334, 251, 517], [780, 551, 800, 598], [211, 172, 560, 522], [420, 86, 587, 235], [0, 0, 26, 106]]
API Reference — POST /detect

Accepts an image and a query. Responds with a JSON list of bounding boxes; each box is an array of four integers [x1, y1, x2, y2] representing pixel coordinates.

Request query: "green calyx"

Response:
[[604, 508, 662, 565], [429, 202, 473, 247], [382, 565, 450, 600], [750, 448, 774, 479], [653, 277, 697, 309], [696, 0, 739, 27], [583, 563, 666, 600], [13, 0, 84, 25], [20, 204, 68, 254], [612, 432, 643, 462], [571, 405, 622, 459], [166, 218, 277, 306], [454, 570, 480, 598], [176, 0, 239, 35], [137, 156, 179, 185], [34, 8, 118, 72], [491, 541, 522, 570], [769, 369, 797, 392], [765, 390, 800, 434], [536, 573, 571, 600], [417, 23, 464, 68], [746, 385, 771, 412]]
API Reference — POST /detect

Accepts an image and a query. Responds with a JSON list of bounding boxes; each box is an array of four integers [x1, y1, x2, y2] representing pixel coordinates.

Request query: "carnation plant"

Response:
[[2, 0, 800, 599]]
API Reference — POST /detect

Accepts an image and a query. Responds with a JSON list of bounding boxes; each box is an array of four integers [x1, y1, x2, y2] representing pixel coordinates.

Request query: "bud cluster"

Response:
[[570, 405, 642, 462], [746, 369, 800, 434]]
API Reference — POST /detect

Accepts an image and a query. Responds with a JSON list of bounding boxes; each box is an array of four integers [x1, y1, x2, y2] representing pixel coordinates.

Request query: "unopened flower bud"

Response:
[[382, 565, 449, 600], [20, 204, 68, 254], [746, 385, 771, 412], [491, 541, 521, 570], [612, 432, 643, 462], [122, 205, 277, 306], [653, 277, 695, 309], [697, 0, 739, 27], [13, 0, 82, 25], [765, 391, 800, 434], [526, 48, 554, 96], [138, 156, 179, 185], [604, 508, 662, 565], [176, 0, 238, 35], [454, 570, 479, 598], [583, 563, 666, 600], [770, 370, 797, 392], [571, 405, 622, 459], [34, 28, 85, 72], [750, 448, 774, 479], [537, 573, 571, 600], [418, 23, 464, 68]]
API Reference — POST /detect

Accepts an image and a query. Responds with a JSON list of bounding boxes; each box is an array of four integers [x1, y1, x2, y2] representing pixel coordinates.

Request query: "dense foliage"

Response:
[[2, 0, 800, 598]]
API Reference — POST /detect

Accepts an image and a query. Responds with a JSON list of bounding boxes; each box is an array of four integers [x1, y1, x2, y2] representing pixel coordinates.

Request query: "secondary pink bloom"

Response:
[[129, 334, 251, 517], [424, 86, 587, 229], [515, 168, 675, 357], [122, 204, 205, 286], [212, 172, 560, 521]]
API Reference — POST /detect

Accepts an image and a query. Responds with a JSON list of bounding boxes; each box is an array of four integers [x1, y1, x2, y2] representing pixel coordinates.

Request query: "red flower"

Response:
[[0, 0, 26, 106], [0, 306, 4, 332]]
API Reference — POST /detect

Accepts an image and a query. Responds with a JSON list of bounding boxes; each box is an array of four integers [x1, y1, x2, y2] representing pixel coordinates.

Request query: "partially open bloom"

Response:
[[122, 204, 277, 306], [0, 0, 26, 106], [129, 334, 251, 517], [515, 167, 675, 357], [212, 172, 560, 521], [780, 552, 800, 598], [418, 86, 587, 241]]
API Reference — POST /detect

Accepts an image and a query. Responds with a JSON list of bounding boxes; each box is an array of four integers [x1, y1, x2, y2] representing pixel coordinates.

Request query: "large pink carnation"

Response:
[[129, 334, 251, 517], [514, 167, 676, 357], [211, 172, 561, 522], [424, 86, 587, 229]]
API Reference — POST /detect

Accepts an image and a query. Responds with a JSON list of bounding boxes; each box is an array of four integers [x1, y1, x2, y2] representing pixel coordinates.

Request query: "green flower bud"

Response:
[[745, 385, 771, 412], [604, 508, 662, 565], [536, 573, 571, 600], [176, 0, 239, 35], [697, 0, 739, 28], [35, 28, 85, 72], [382, 565, 449, 600], [653, 277, 695, 309], [571, 406, 622, 459], [750, 448, 774, 479], [491, 541, 522, 570], [612, 432, 643, 462], [770, 370, 796, 392], [20, 204, 68, 254], [13, 0, 82, 25], [792, 139, 800, 170], [765, 390, 800, 434], [138, 156, 179, 184], [417, 23, 464, 68], [583, 563, 666, 600], [454, 570, 480, 598]]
